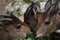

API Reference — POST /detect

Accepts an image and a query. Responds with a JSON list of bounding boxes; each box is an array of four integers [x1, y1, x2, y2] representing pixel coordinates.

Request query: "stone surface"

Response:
[[0, 0, 14, 13]]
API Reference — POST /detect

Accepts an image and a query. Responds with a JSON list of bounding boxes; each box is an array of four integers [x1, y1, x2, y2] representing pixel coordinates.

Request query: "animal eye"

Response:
[[44, 21, 50, 26], [16, 25, 21, 29]]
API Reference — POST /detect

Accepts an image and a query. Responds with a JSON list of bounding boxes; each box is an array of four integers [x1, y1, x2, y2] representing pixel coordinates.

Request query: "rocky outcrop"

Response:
[[0, 0, 14, 13]]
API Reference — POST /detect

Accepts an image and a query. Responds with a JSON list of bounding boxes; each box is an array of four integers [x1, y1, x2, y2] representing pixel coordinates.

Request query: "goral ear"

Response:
[[11, 13, 31, 37]]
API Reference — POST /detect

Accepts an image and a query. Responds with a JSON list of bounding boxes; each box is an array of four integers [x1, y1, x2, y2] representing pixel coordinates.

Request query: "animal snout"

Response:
[[44, 21, 50, 26]]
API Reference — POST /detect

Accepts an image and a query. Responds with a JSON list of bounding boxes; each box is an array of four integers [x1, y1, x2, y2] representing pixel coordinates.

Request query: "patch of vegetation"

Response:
[[23, 0, 31, 3], [26, 33, 35, 40]]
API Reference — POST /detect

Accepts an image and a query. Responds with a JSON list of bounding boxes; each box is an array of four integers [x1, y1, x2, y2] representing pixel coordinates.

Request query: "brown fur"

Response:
[[36, 14, 57, 37], [0, 14, 31, 40]]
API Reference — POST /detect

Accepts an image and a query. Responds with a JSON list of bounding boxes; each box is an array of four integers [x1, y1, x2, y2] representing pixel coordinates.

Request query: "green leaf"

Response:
[[26, 33, 35, 40]]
